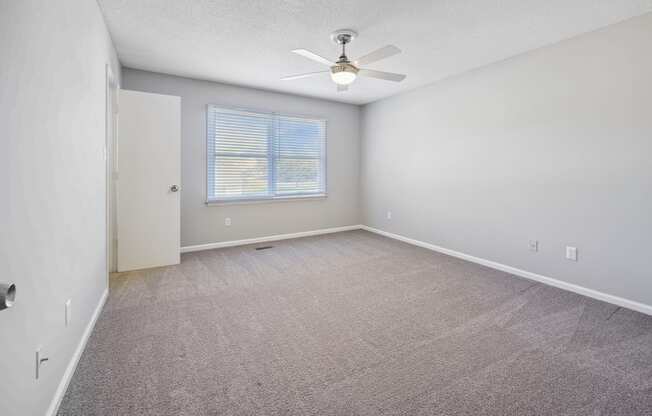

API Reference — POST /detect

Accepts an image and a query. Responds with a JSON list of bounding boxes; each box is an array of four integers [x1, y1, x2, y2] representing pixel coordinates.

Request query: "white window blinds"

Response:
[[207, 106, 326, 202]]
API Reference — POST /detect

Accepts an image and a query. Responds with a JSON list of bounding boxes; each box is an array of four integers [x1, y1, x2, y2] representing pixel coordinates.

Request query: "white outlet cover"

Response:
[[566, 246, 578, 261], [386, 211, 392, 220], [529, 240, 538, 252], [225, 217, 231, 226]]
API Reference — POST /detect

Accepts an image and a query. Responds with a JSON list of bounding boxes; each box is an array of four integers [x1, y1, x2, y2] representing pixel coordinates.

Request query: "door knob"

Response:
[[170, 185, 179, 192], [0, 282, 16, 310]]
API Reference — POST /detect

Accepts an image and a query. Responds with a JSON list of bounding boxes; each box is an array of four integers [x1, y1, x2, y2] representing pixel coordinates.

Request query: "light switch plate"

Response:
[[529, 240, 538, 252]]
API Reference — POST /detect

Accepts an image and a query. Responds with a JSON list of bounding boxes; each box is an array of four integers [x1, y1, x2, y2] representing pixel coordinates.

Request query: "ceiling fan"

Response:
[[281, 29, 406, 92]]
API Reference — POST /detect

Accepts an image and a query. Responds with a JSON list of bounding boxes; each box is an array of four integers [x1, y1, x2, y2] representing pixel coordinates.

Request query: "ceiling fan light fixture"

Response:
[[282, 30, 406, 92], [330, 64, 358, 85]]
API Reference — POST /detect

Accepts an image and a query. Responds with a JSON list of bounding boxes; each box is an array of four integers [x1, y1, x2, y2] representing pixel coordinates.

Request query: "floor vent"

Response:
[[255, 246, 274, 251]]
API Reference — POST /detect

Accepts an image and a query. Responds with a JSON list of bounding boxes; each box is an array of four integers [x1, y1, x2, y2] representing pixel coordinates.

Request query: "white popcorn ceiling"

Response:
[[99, 0, 652, 104]]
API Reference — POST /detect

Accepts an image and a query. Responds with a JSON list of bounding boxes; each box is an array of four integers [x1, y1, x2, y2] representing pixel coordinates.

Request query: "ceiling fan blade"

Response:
[[337, 84, 349, 92], [358, 69, 406, 82], [354, 45, 401, 66], [281, 71, 329, 81], [292, 49, 334, 66]]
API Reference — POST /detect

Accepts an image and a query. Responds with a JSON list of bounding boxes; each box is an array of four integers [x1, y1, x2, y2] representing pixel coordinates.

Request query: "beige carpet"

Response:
[[59, 230, 652, 415]]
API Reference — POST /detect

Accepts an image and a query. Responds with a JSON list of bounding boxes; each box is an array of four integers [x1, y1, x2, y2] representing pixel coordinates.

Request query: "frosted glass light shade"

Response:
[[330, 69, 356, 85]]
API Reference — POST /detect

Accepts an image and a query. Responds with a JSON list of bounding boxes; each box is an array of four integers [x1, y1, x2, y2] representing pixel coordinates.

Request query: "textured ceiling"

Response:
[[99, 0, 652, 104]]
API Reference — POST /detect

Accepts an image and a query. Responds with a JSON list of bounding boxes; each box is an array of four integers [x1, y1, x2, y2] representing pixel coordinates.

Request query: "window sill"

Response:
[[206, 194, 327, 206]]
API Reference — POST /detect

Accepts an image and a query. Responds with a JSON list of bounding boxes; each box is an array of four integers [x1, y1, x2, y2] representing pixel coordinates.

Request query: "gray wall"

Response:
[[361, 13, 652, 307], [122, 69, 361, 247], [0, 1, 121, 415]]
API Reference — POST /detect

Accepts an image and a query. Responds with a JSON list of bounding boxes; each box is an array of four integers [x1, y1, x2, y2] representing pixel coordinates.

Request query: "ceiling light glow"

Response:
[[330, 65, 357, 85]]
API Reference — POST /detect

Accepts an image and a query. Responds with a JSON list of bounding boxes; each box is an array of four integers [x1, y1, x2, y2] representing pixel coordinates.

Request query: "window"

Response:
[[207, 106, 326, 202]]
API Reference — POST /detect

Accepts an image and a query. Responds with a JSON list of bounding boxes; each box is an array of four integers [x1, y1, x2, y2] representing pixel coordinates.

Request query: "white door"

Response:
[[117, 89, 181, 272]]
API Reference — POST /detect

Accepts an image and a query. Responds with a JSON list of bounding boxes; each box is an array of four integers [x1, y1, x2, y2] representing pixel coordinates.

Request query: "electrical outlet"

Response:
[[386, 211, 392, 220], [528, 240, 538, 252], [224, 217, 231, 226], [65, 299, 71, 327], [566, 246, 578, 261]]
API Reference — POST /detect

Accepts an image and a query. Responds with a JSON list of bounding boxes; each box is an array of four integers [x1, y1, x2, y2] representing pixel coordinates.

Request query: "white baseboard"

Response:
[[46, 288, 109, 416], [361, 225, 652, 316], [180, 225, 363, 253], [184, 223, 652, 315]]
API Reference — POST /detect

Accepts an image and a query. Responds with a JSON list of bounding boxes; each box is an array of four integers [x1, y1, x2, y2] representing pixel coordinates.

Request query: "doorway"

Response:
[[106, 65, 118, 274]]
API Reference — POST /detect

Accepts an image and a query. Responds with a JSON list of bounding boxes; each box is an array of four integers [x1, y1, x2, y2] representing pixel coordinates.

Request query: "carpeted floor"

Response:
[[58, 230, 652, 415]]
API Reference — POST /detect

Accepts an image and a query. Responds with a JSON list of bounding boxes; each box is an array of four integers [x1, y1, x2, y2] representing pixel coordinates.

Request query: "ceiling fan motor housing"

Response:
[[331, 63, 358, 75]]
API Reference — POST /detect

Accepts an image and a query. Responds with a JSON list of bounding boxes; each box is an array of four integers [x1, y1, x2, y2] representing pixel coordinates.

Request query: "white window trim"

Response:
[[205, 105, 328, 204]]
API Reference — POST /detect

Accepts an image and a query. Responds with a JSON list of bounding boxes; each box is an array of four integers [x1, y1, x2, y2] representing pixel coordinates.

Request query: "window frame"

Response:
[[205, 104, 328, 204]]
